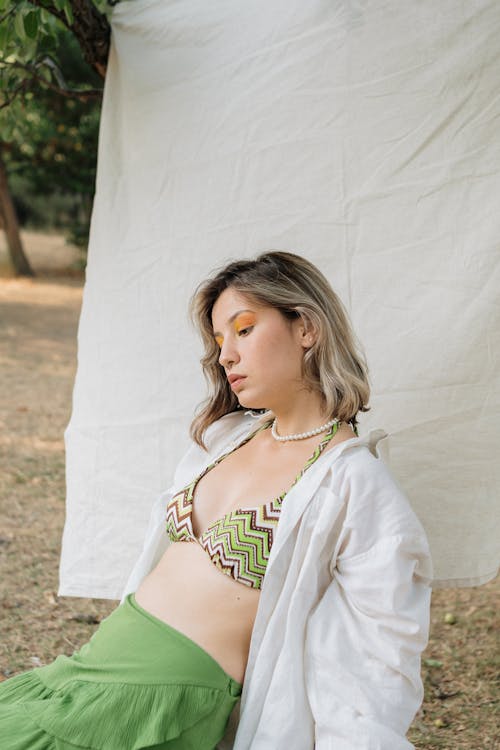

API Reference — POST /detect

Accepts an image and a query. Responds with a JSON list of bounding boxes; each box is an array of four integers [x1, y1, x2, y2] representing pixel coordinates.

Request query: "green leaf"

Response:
[[38, 31, 57, 56], [14, 10, 27, 41], [424, 658, 443, 668], [64, 4, 74, 25], [0, 22, 11, 54], [24, 11, 39, 40], [20, 37, 37, 61], [93, 0, 111, 13]]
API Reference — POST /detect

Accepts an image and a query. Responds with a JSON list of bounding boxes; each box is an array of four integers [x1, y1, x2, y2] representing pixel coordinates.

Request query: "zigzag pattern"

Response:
[[200, 499, 282, 588], [165, 420, 340, 588], [166, 483, 196, 543]]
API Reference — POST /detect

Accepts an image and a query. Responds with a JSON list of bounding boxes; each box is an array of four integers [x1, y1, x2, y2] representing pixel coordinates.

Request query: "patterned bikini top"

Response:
[[165, 420, 341, 589]]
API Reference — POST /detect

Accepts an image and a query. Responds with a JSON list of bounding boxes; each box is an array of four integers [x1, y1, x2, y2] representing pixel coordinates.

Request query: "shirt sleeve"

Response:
[[305, 518, 432, 749], [119, 437, 208, 602]]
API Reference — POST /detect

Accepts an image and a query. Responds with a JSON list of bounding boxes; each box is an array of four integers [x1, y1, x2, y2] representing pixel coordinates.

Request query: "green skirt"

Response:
[[0, 593, 242, 750]]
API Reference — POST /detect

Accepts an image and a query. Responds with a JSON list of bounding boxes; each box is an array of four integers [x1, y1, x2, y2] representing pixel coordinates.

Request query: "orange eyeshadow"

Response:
[[234, 313, 256, 332], [214, 312, 256, 347]]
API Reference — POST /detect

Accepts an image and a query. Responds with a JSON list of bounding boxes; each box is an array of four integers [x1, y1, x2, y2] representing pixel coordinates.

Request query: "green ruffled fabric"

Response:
[[0, 668, 236, 750], [0, 673, 55, 750]]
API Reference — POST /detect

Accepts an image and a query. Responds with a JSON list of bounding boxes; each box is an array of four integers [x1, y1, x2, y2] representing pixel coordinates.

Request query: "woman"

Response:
[[0, 251, 432, 750]]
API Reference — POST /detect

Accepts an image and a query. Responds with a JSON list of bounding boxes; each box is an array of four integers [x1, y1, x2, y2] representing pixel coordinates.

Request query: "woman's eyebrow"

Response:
[[212, 309, 255, 337]]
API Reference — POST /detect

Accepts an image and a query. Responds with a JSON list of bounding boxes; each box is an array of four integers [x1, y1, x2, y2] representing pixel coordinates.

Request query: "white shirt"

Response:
[[122, 411, 433, 749]]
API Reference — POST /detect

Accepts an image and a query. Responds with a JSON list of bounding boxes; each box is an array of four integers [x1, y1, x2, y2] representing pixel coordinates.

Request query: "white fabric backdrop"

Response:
[[59, 0, 500, 599]]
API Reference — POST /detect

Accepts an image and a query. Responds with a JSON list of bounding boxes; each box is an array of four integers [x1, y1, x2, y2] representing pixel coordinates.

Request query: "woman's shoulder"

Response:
[[203, 409, 263, 451], [319, 427, 389, 478], [172, 410, 259, 487], [319, 429, 428, 544]]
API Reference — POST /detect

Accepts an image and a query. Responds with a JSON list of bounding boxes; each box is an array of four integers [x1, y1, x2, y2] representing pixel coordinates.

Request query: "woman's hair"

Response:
[[189, 250, 370, 448]]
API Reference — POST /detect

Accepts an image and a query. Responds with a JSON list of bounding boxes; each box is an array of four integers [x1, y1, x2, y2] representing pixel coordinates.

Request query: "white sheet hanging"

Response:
[[59, 0, 500, 599]]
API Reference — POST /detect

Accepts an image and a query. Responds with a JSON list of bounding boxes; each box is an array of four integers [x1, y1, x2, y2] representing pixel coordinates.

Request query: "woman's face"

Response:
[[211, 287, 312, 411]]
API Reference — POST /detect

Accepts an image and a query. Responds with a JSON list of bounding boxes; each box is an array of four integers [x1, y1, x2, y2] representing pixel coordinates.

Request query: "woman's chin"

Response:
[[237, 394, 264, 410]]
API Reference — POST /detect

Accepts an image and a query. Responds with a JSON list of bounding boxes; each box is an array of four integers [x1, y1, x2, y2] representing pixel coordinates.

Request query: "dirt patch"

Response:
[[0, 234, 498, 748], [0, 256, 116, 679], [0, 229, 84, 278]]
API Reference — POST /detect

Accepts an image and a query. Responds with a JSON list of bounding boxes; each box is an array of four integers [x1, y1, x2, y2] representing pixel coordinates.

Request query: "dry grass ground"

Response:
[[0, 232, 498, 749]]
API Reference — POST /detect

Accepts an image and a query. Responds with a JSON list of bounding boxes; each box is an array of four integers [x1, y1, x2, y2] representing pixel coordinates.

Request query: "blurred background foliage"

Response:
[[0, 1, 115, 267]]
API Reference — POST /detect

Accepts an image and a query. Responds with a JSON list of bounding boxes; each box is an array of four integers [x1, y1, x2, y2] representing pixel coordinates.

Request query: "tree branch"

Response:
[[0, 6, 17, 26], [26, 0, 111, 79], [0, 80, 30, 111], [0, 58, 103, 109]]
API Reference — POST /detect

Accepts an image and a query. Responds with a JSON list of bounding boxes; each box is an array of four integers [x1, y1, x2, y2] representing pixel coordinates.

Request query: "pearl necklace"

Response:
[[271, 417, 340, 442]]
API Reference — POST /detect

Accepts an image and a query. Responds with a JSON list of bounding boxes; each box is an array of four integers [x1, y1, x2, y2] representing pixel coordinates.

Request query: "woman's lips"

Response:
[[229, 376, 246, 390]]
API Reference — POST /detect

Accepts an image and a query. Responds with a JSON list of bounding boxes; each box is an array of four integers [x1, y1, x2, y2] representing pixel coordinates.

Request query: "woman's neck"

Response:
[[265, 392, 335, 438]]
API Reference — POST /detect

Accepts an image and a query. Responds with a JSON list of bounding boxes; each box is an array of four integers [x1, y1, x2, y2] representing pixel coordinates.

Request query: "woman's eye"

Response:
[[238, 327, 252, 337]]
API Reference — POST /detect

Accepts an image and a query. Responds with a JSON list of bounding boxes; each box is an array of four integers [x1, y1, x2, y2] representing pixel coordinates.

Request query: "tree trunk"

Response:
[[28, 0, 111, 79], [0, 148, 35, 277], [68, 0, 111, 79]]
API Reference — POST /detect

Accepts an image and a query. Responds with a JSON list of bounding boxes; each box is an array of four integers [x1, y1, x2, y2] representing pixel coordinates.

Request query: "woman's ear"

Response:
[[296, 314, 317, 349]]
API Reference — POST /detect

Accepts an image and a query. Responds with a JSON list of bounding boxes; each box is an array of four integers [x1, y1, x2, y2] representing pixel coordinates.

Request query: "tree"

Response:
[[0, 149, 32, 273], [0, 0, 116, 275], [1, 1, 112, 95]]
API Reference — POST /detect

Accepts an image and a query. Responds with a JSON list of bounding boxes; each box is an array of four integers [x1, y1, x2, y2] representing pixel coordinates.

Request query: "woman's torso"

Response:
[[134, 419, 356, 683]]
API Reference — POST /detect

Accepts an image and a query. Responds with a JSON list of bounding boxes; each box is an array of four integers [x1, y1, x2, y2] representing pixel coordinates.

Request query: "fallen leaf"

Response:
[[424, 658, 443, 668], [43, 590, 58, 606], [433, 717, 449, 728]]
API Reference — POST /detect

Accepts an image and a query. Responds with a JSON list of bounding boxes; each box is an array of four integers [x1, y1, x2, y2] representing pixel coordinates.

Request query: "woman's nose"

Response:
[[218, 339, 239, 368]]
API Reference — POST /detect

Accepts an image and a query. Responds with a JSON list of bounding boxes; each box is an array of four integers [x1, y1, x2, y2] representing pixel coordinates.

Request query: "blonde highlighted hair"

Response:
[[189, 251, 370, 448]]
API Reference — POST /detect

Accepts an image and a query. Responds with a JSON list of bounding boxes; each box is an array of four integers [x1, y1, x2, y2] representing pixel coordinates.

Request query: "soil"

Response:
[[0, 232, 498, 749]]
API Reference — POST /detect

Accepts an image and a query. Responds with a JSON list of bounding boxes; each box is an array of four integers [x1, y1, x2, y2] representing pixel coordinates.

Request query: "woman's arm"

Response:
[[305, 503, 432, 749]]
